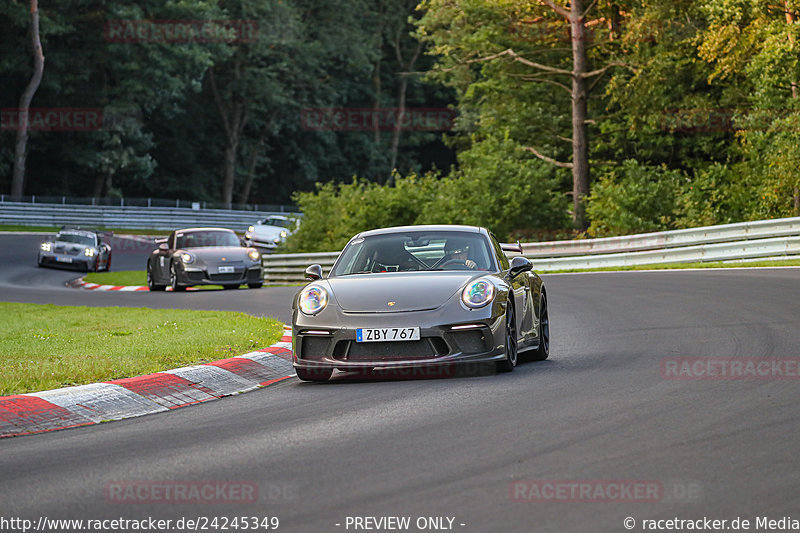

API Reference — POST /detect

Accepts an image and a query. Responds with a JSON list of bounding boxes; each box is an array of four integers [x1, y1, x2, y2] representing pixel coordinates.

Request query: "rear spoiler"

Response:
[[500, 241, 523, 254], [59, 225, 114, 238]]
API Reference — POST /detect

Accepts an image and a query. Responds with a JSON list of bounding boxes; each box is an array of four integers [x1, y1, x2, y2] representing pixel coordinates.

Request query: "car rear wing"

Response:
[[500, 241, 523, 255], [59, 225, 114, 238]]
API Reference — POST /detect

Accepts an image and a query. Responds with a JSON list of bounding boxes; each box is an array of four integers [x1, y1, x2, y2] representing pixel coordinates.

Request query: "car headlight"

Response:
[[180, 252, 195, 264], [280, 230, 288, 239], [461, 279, 495, 308], [299, 286, 328, 315], [84, 248, 95, 257], [248, 225, 255, 233], [40, 242, 51, 252], [248, 249, 260, 262]]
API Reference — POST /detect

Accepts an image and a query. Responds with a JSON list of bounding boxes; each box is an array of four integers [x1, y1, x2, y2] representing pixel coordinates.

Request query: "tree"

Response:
[[10, 0, 44, 198], [418, 0, 629, 230]]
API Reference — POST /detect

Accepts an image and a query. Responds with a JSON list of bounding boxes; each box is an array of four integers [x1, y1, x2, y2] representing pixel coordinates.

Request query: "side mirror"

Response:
[[305, 264, 323, 281], [507, 256, 532, 279], [158, 243, 169, 252]]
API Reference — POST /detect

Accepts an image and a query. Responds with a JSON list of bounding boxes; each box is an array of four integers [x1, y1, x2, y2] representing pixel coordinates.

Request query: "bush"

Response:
[[281, 135, 569, 252], [587, 159, 684, 236]]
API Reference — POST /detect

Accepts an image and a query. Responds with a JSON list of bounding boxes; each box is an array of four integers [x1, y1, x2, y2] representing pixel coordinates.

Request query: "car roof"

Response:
[[173, 227, 236, 233], [354, 225, 487, 239], [58, 229, 96, 238]]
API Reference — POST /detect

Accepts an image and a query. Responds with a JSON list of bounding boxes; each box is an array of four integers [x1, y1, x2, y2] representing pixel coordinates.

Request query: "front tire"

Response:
[[531, 293, 550, 361], [497, 302, 518, 373], [169, 262, 186, 292], [147, 263, 167, 291], [295, 367, 333, 382]]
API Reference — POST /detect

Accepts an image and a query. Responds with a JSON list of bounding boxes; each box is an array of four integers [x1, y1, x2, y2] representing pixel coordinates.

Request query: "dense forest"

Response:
[[2, 0, 799, 246]]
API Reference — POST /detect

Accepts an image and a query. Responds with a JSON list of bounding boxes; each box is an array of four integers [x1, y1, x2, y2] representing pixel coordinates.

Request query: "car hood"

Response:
[[180, 247, 250, 261], [252, 225, 286, 238], [326, 271, 483, 313], [53, 240, 92, 251]]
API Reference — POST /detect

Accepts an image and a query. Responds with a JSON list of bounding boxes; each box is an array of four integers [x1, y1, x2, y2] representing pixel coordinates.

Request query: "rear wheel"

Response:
[[169, 262, 186, 292], [497, 302, 518, 373], [295, 367, 333, 382], [147, 263, 167, 291], [531, 293, 550, 361]]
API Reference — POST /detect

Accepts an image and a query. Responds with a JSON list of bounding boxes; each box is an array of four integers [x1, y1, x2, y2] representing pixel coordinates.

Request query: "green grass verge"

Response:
[[84, 270, 147, 286], [0, 302, 284, 396], [546, 258, 800, 273]]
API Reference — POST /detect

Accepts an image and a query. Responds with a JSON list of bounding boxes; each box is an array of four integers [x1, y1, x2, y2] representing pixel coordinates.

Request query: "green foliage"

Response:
[[415, 134, 568, 238], [587, 160, 684, 236], [283, 134, 568, 252]]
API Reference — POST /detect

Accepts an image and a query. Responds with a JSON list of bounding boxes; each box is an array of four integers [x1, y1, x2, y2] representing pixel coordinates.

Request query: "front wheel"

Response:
[[147, 264, 167, 291], [531, 293, 550, 361], [496, 302, 518, 373], [295, 367, 333, 382], [169, 262, 186, 292]]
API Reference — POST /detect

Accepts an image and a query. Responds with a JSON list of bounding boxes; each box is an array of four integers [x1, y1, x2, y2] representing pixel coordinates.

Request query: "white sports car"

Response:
[[38, 228, 112, 272], [244, 215, 299, 252]]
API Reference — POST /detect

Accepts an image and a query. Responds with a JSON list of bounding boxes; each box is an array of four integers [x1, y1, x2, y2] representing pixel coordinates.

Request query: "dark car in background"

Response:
[[37, 228, 112, 272], [146, 227, 264, 291], [292, 225, 550, 382]]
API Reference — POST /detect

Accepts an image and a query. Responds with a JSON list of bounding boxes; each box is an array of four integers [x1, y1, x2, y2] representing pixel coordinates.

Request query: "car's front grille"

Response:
[[339, 339, 438, 361], [209, 273, 243, 282], [451, 330, 488, 354]]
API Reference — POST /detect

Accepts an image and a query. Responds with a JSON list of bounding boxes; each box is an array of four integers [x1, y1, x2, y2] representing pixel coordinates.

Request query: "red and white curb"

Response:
[[72, 279, 150, 291], [0, 326, 295, 438], [70, 279, 199, 292]]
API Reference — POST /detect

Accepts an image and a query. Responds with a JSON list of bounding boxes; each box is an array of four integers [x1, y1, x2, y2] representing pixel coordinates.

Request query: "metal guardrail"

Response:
[[522, 216, 800, 257], [262, 217, 800, 282], [0, 202, 293, 231]]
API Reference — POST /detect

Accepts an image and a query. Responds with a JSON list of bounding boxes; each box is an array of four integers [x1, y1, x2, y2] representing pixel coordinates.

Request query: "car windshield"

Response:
[[330, 231, 494, 276], [57, 233, 95, 246], [261, 218, 293, 228], [175, 230, 240, 249]]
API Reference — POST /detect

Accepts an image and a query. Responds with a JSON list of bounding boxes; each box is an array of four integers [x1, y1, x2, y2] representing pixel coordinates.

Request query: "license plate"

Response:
[[356, 327, 420, 342], [217, 266, 235, 273], [56, 256, 73, 263]]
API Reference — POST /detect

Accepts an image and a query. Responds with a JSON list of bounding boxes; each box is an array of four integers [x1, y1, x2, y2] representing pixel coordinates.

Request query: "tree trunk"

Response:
[[11, 0, 45, 198], [208, 67, 248, 209], [388, 74, 408, 181], [570, 0, 591, 231], [388, 38, 422, 185], [237, 129, 267, 205]]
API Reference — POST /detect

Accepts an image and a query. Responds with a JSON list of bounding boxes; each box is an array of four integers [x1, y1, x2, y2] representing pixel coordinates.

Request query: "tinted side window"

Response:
[[490, 234, 510, 270]]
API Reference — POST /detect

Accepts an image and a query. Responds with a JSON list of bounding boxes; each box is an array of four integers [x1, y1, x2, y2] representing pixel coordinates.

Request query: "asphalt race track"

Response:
[[0, 234, 296, 323], [2, 233, 800, 532]]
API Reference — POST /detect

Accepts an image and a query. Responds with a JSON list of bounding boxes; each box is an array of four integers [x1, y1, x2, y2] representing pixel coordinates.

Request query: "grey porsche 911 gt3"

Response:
[[292, 225, 550, 382], [146, 227, 264, 291]]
